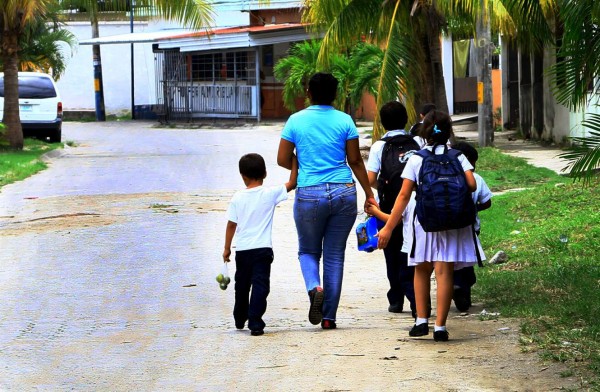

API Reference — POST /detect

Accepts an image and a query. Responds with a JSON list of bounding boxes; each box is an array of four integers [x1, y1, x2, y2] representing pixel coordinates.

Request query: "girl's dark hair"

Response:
[[308, 72, 338, 105], [239, 153, 266, 180], [421, 110, 454, 145]]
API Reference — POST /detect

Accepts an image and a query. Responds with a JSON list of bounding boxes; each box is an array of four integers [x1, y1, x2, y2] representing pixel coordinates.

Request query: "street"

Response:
[[0, 121, 577, 391]]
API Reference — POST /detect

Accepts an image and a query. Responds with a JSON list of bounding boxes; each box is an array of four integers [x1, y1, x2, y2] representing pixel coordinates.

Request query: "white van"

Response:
[[0, 72, 63, 142]]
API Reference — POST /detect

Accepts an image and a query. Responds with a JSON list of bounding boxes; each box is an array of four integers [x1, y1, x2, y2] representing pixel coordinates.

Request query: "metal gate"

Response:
[[154, 49, 258, 122]]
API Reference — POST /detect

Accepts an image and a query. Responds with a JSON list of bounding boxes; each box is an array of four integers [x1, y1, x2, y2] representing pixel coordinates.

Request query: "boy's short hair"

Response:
[[420, 103, 437, 116], [452, 141, 479, 165], [380, 101, 408, 131], [239, 153, 266, 180], [308, 72, 338, 105]]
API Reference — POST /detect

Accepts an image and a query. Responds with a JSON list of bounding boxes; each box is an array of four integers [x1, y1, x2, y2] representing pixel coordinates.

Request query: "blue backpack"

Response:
[[414, 145, 476, 232]]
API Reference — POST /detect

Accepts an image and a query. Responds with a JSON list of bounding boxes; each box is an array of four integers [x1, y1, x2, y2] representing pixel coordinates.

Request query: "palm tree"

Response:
[[0, 0, 54, 149], [303, 0, 420, 139], [18, 18, 77, 78], [273, 40, 320, 111], [274, 39, 384, 119], [302, 0, 553, 140], [60, 0, 213, 121], [550, 0, 600, 183]]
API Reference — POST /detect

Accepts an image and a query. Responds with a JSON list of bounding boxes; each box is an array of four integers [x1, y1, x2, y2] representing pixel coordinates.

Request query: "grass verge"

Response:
[[0, 139, 61, 187], [475, 156, 600, 390]]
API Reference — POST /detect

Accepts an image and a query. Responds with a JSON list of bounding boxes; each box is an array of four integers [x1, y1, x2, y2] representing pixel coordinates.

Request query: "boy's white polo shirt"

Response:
[[366, 130, 426, 174], [227, 185, 288, 251]]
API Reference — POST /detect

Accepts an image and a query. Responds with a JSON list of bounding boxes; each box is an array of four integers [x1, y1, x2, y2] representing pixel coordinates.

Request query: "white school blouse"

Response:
[[400, 146, 486, 269]]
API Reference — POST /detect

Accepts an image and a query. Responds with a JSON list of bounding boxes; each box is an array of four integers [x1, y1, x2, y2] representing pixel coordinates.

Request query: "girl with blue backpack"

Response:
[[376, 110, 486, 342]]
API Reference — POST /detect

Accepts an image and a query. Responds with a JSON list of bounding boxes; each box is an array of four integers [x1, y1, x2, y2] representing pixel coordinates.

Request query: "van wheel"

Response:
[[48, 128, 62, 143]]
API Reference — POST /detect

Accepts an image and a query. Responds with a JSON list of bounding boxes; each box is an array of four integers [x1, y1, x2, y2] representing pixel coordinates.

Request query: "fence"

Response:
[[154, 49, 258, 122]]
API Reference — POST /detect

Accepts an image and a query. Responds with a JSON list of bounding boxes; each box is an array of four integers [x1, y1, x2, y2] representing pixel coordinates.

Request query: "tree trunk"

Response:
[[415, 5, 449, 115], [476, 0, 494, 146], [426, 5, 449, 113], [2, 35, 24, 150], [91, 16, 106, 121]]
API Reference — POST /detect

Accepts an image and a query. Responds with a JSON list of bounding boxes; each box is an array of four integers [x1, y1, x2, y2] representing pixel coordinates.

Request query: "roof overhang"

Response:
[[79, 23, 314, 52]]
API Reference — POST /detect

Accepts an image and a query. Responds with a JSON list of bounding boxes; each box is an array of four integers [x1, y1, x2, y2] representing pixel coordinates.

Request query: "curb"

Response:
[[41, 148, 65, 162]]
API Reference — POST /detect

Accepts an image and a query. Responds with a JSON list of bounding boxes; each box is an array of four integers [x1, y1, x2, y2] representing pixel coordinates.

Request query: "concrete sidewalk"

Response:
[[355, 119, 571, 175]]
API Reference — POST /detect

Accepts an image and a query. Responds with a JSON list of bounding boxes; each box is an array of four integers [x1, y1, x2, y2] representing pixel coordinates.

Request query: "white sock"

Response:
[[434, 325, 447, 332], [416, 318, 428, 326]]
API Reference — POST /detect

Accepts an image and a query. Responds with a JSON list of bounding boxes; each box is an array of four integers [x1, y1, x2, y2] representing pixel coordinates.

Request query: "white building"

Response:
[[60, 1, 309, 121]]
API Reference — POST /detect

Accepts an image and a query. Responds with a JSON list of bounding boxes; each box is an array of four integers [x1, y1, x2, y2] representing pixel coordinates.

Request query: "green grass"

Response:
[[476, 147, 563, 192], [475, 176, 600, 388], [0, 138, 61, 187]]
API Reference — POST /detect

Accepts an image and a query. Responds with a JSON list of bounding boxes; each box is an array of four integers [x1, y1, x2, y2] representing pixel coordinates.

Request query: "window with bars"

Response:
[[189, 51, 256, 83]]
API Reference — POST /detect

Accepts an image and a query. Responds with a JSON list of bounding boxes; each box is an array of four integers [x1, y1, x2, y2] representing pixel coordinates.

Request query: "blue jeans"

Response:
[[294, 183, 358, 321]]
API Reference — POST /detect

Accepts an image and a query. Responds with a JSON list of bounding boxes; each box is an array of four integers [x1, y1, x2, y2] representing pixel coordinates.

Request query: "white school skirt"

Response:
[[403, 208, 486, 270]]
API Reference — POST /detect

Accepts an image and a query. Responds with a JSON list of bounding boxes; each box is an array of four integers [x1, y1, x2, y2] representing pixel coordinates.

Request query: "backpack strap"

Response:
[[472, 225, 483, 267], [410, 213, 417, 258]]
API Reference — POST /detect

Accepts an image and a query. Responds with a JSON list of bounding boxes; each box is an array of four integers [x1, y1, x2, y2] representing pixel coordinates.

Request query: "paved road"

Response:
[[0, 121, 301, 389], [0, 121, 577, 391]]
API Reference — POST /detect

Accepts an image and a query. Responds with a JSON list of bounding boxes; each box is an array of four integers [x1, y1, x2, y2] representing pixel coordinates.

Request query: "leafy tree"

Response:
[[0, 0, 55, 149]]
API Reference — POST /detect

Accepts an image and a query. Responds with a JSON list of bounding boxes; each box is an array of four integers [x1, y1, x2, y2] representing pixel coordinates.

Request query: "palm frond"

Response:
[[373, 4, 418, 139], [60, 0, 213, 29], [273, 40, 321, 111], [559, 112, 600, 185], [549, 0, 600, 110]]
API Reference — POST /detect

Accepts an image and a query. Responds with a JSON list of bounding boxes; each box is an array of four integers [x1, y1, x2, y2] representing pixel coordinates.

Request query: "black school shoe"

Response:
[[433, 330, 449, 342], [250, 329, 264, 336], [308, 286, 324, 325], [388, 303, 403, 313], [409, 323, 429, 337]]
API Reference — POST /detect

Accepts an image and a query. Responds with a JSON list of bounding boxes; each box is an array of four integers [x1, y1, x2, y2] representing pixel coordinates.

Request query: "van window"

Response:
[[0, 75, 57, 99]]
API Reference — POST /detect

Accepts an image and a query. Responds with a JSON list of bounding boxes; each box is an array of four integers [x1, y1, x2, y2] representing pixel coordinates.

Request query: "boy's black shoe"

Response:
[[433, 330, 449, 342], [308, 286, 324, 325], [453, 287, 472, 312], [250, 329, 264, 336], [388, 303, 403, 313], [235, 320, 246, 330], [409, 323, 429, 337]]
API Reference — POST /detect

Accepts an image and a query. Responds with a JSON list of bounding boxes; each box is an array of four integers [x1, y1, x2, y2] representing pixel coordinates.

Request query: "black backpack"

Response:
[[414, 145, 477, 232], [377, 134, 420, 213]]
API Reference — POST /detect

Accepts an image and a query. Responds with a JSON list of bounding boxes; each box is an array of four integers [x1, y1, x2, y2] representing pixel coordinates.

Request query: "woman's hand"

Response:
[[364, 195, 379, 213]]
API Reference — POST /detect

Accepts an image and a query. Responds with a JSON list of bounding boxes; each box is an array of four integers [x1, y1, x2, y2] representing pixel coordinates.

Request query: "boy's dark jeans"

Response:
[[454, 266, 477, 288], [234, 247, 273, 331], [454, 229, 480, 290], [383, 226, 415, 312]]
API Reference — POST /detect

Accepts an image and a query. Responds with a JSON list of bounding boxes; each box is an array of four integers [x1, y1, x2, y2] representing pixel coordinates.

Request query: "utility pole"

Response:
[[91, 13, 106, 122], [476, 0, 494, 146], [130, 0, 135, 120]]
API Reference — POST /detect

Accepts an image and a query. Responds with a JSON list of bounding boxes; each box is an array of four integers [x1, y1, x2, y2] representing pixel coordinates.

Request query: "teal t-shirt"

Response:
[[281, 105, 359, 187]]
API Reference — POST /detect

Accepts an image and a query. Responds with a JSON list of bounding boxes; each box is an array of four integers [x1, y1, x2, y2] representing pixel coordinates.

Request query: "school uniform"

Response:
[[401, 145, 486, 269]]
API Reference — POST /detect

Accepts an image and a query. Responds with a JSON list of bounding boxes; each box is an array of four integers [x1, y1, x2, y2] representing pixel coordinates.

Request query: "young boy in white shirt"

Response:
[[451, 142, 492, 312], [223, 153, 297, 336]]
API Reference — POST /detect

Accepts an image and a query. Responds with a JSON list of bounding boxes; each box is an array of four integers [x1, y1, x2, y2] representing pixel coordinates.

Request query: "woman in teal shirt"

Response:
[[277, 72, 376, 329]]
